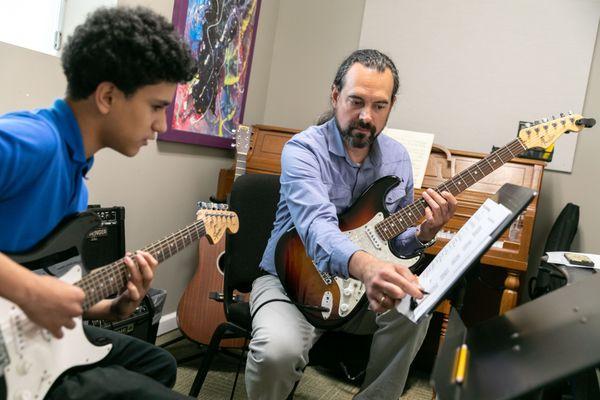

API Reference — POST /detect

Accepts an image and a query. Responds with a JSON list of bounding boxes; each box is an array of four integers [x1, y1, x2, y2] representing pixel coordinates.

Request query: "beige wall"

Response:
[[262, 0, 366, 129], [1, 0, 597, 317], [528, 23, 600, 271]]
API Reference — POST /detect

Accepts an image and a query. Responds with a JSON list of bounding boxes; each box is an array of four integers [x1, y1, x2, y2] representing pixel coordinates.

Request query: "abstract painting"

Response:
[[160, 0, 261, 148]]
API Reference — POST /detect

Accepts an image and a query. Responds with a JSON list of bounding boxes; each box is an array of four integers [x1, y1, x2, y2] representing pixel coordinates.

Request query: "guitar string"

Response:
[[377, 139, 523, 238], [78, 219, 210, 308], [0, 222, 206, 335], [0, 216, 233, 336], [374, 138, 527, 240]]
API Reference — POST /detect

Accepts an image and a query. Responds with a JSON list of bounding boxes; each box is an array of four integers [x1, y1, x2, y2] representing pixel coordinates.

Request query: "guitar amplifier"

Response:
[[85, 288, 166, 345], [82, 205, 125, 270]]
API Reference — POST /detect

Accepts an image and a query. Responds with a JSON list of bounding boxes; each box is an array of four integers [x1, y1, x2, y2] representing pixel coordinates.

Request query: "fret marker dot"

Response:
[[493, 159, 496, 163], [474, 171, 478, 174]]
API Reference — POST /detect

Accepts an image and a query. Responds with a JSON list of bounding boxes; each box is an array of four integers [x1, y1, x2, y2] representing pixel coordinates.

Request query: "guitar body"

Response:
[[275, 176, 420, 329], [177, 237, 245, 347], [10, 212, 100, 270], [0, 207, 239, 399], [1, 266, 112, 400]]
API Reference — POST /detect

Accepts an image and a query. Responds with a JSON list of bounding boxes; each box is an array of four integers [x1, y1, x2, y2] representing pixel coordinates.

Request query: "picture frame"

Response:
[[159, 0, 261, 148]]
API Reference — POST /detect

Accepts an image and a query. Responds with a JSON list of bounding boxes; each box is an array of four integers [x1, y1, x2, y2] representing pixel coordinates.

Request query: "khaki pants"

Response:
[[245, 274, 431, 400]]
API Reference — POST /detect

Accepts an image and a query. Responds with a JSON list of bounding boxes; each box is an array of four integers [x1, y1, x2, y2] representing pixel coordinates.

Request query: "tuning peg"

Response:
[[523, 122, 531, 128], [541, 117, 548, 123], [560, 112, 565, 117], [568, 110, 573, 115], [551, 115, 557, 120], [575, 118, 596, 128]]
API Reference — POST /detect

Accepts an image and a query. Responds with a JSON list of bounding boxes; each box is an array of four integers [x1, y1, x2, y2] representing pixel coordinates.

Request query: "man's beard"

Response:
[[337, 118, 378, 149]]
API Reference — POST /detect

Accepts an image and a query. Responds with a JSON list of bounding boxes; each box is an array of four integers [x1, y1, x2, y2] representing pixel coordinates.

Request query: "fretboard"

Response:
[[76, 219, 206, 310], [234, 152, 247, 180], [375, 138, 527, 241]]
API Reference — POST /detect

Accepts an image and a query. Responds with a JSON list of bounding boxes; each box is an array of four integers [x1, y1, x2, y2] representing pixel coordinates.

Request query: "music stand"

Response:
[[397, 182, 536, 323], [432, 260, 600, 399]]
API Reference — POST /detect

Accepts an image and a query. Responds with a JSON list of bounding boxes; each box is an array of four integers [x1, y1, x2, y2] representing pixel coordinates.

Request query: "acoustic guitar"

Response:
[[275, 114, 595, 329], [177, 126, 252, 346], [0, 204, 238, 400]]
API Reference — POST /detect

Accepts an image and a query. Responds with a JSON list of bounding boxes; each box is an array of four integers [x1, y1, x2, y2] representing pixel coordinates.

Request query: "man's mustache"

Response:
[[349, 120, 376, 135]]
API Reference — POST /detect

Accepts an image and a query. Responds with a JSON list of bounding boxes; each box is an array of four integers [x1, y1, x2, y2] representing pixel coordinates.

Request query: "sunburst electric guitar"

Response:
[[275, 113, 595, 329], [0, 204, 238, 400]]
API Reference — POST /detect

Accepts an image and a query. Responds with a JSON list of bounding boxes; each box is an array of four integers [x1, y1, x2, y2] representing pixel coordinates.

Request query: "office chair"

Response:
[[189, 173, 282, 397]]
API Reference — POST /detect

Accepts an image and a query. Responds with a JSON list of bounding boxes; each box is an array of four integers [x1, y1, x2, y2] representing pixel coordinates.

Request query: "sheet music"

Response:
[[396, 199, 512, 323], [383, 128, 434, 189]]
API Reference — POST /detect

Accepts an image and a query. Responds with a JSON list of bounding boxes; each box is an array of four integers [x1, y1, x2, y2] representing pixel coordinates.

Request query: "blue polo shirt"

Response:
[[0, 99, 94, 253]]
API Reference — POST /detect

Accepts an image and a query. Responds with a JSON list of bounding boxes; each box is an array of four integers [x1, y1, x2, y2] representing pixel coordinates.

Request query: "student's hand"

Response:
[[417, 189, 457, 242], [349, 251, 423, 313], [110, 251, 158, 319], [20, 275, 85, 339]]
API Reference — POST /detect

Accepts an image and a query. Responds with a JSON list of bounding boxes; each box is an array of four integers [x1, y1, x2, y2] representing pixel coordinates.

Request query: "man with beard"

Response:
[[245, 49, 457, 399]]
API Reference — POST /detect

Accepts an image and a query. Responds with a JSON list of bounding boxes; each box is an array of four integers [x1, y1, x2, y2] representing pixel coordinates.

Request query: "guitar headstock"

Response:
[[196, 202, 239, 244], [518, 112, 595, 150], [235, 125, 251, 154]]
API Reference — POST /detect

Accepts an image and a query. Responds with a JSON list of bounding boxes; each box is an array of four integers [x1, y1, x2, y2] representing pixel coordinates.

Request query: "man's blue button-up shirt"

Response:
[[259, 118, 423, 278]]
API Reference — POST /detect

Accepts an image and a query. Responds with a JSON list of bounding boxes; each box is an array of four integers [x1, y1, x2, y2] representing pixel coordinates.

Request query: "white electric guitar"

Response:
[[0, 205, 238, 400]]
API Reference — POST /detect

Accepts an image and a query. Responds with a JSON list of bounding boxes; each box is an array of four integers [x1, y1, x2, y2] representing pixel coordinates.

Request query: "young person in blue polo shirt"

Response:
[[0, 7, 195, 399]]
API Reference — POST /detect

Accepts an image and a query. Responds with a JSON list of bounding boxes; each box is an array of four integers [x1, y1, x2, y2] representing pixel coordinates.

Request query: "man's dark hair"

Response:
[[317, 49, 399, 125], [61, 7, 196, 99]]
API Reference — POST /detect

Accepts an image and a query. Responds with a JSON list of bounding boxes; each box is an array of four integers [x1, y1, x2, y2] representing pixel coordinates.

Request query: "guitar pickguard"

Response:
[[0, 265, 112, 400], [319, 213, 419, 320]]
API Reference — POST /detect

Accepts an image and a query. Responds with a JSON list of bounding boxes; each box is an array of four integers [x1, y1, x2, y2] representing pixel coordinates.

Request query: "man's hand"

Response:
[[20, 275, 85, 339], [110, 251, 158, 319], [417, 189, 457, 242], [349, 251, 423, 313]]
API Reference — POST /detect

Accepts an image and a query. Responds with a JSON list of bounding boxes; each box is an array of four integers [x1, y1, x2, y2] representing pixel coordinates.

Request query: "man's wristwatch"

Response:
[[415, 229, 437, 249]]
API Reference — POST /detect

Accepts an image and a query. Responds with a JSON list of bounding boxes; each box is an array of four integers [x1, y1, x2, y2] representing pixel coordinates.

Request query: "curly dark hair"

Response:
[[61, 6, 196, 99]]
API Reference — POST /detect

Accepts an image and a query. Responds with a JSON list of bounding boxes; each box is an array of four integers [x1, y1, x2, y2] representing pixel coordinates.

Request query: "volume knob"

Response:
[[16, 360, 32, 375], [15, 390, 33, 400]]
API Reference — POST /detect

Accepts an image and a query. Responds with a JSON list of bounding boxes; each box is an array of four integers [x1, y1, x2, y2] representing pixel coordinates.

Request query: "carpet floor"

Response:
[[158, 330, 434, 400]]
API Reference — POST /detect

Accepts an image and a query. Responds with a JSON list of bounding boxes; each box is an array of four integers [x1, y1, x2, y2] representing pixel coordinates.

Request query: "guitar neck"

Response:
[[76, 219, 206, 310], [234, 152, 247, 181], [376, 138, 527, 240]]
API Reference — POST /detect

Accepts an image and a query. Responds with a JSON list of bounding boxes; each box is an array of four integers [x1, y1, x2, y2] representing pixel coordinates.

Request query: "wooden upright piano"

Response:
[[216, 124, 545, 319]]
